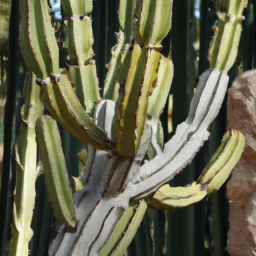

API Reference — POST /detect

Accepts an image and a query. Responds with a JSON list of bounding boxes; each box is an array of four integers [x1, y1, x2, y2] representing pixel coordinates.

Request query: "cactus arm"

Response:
[[198, 131, 238, 183], [197, 131, 230, 181], [116, 43, 147, 157], [110, 200, 147, 256], [103, 33, 126, 100], [149, 186, 207, 210], [127, 69, 230, 199], [19, 0, 59, 79], [135, 50, 160, 152], [132, 0, 156, 45], [147, 55, 174, 117], [65, 17, 94, 65], [209, 0, 247, 72], [99, 202, 138, 256], [19, 0, 45, 78], [69, 64, 99, 117], [207, 131, 245, 193], [35, 115, 77, 227], [115, 46, 163, 157], [37, 74, 114, 151], [9, 72, 43, 256], [148, 0, 173, 48], [19, 0, 108, 150], [149, 130, 245, 210], [40, 0, 59, 75], [62, 0, 99, 116], [103, 0, 135, 100], [62, 1, 94, 65], [152, 183, 202, 199], [118, 0, 135, 42], [132, 0, 173, 48], [61, 0, 92, 17]]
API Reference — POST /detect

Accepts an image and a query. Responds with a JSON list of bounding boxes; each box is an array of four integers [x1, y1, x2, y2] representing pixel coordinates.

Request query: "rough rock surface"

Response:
[[227, 69, 256, 256]]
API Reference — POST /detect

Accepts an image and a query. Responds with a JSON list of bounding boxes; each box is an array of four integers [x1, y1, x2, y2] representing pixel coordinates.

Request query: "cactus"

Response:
[[9, 72, 43, 256], [8, 0, 247, 255]]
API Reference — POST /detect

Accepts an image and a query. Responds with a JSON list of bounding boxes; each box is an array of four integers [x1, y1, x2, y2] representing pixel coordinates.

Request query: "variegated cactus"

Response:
[[9, 0, 247, 255]]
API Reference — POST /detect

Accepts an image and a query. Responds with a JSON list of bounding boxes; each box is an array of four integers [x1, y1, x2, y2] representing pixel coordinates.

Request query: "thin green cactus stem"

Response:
[[36, 115, 77, 227], [19, 0, 59, 79], [37, 74, 114, 152], [208, 0, 247, 72], [61, 0, 100, 116], [9, 71, 43, 256], [103, 0, 135, 100]]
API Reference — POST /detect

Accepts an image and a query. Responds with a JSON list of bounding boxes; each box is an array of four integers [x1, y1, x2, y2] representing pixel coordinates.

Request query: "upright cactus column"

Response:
[[63, 0, 100, 117], [9, 72, 43, 256], [102, 0, 135, 100]]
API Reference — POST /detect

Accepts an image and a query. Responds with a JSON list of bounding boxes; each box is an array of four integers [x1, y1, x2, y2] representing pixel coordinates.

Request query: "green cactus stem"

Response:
[[103, 0, 135, 100], [69, 63, 99, 117], [148, 130, 245, 210], [37, 73, 114, 152], [147, 54, 173, 118], [116, 42, 147, 157], [19, 0, 59, 79], [62, 0, 100, 116], [110, 200, 147, 256], [36, 115, 77, 227], [208, 0, 247, 72], [99, 202, 139, 256], [9, 71, 43, 256]]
